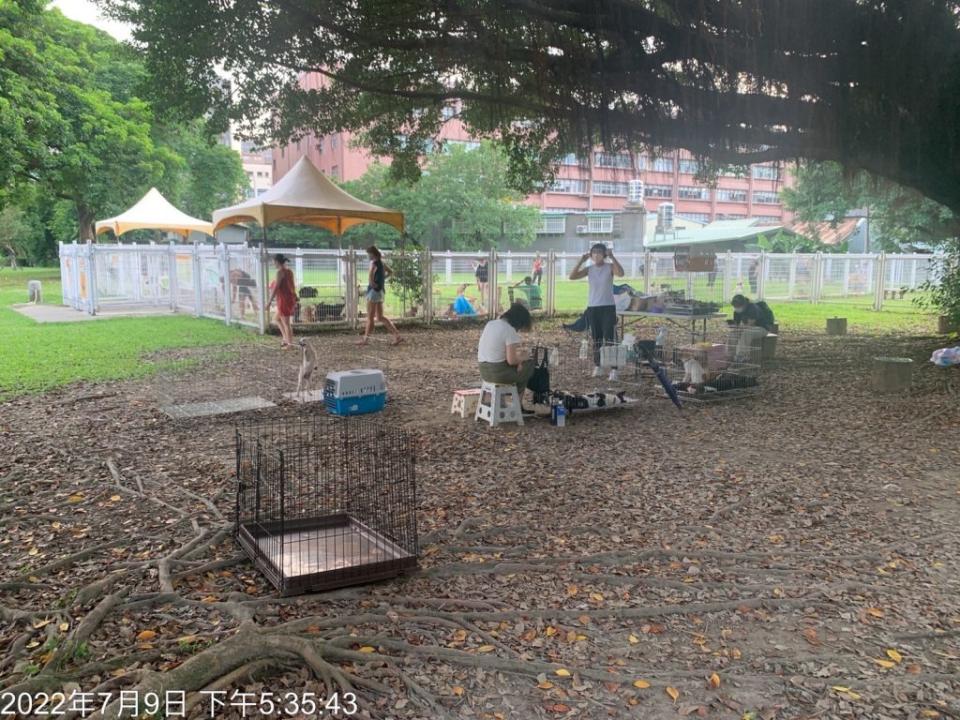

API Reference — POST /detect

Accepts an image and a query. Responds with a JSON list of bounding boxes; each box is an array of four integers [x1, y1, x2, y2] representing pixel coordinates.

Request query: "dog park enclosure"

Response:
[[58, 242, 939, 330]]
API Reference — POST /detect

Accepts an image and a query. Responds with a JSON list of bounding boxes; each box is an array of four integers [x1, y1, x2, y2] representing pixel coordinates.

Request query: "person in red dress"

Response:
[[267, 253, 296, 348]]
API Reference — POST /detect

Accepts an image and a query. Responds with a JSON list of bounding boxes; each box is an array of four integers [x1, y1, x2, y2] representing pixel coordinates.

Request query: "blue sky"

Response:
[[50, 0, 132, 41]]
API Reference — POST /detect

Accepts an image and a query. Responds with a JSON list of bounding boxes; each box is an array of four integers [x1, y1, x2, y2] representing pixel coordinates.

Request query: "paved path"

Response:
[[11, 303, 176, 323]]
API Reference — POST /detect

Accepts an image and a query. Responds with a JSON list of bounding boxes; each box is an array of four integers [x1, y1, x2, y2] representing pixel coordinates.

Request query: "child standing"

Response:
[[356, 246, 402, 346], [569, 243, 625, 380]]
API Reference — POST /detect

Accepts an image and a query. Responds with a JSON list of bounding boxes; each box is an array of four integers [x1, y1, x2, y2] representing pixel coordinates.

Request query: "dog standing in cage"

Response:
[[296, 339, 319, 397]]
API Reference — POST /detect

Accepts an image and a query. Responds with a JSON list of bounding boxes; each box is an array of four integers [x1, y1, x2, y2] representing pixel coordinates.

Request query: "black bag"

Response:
[[527, 346, 551, 405], [755, 301, 775, 330], [299, 286, 318, 299]]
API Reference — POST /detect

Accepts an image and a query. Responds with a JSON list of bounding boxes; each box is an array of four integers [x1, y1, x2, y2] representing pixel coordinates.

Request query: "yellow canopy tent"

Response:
[[211, 156, 404, 235], [95, 188, 213, 238]]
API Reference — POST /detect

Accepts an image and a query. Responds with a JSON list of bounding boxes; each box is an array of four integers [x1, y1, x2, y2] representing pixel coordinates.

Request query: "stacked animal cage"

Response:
[[234, 414, 418, 595], [650, 325, 764, 404]]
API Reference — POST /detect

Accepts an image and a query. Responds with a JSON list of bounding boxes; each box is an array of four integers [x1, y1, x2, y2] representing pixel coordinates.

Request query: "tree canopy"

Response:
[[341, 142, 540, 251], [0, 2, 247, 258], [782, 162, 956, 252], [105, 0, 960, 213]]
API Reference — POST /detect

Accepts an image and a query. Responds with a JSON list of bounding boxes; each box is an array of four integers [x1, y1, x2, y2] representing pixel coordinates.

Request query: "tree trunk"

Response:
[[77, 205, 96, 242]]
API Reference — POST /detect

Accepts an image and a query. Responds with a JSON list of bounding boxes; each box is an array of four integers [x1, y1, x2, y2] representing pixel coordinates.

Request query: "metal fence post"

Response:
[[487, 248, 498, 319], [294, 248, 304, 286], [422, 248, 434, 323], [344, 247, 358, 329], [505, 250, 513, 282], [722, 251, 733, 300], [787, 254, 797, 300], [445, 252, 453, 284], [168, 242, 178, 312], [811, 252, 822, 304], [643, 250, 652, 295], [221, 243, 232, 326], [757, 251, 767, 301], [86, 241, 98, 315], [873, 252, 886, 310], [546, 250, 556, 316], [193, 243, 203, 317]]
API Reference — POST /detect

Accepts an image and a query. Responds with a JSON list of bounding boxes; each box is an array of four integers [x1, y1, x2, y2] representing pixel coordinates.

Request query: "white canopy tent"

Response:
[[95, 188, 213, 238], [211, 156, 404, 236]]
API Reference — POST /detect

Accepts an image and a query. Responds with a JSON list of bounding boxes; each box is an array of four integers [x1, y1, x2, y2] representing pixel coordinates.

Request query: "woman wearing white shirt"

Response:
[[477, 303, 535, 404], [569, 243, 625, 380]]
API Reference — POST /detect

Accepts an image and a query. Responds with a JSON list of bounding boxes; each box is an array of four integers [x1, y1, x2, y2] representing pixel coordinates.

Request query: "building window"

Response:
[[559, 153, 583, 166], [545, 207, 583, 213], [331, 165, 340, 180], [678, 159, 700, 174], [331, 135, 339, 149], [587, 215, 614, 233], [754, 215, 781, 225], [645, 184, 673, 198], [650, 157, 674, 173], [677, 185, 708, 200], [751, 165, 779, 180], [538, 215, 567, 234], [716, 213, 747, 220], [593, 181, 629, 196], [753, 191, 780, 204], [677, 212, 711, 224], [716, 188, 748, 203], [594, 152, 633, 169], [441, 104, 457, 120], [547, 178, 587, 194]]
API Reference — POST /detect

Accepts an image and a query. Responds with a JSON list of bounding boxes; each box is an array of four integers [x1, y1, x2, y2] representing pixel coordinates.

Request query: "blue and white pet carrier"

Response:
[[323, 369, 387, 416]]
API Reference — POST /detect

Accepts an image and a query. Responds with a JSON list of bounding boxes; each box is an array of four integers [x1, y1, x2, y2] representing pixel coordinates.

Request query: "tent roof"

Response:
[[645, 220, 795, 248], [211, 156, 404, 234], [95, 188, 213, 237]]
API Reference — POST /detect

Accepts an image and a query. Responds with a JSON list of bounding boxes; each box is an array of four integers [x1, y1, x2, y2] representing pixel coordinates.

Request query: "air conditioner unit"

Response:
[[657, 202, 675, 232], [576, 225, 588, 234], [627, 180, 645, 204]]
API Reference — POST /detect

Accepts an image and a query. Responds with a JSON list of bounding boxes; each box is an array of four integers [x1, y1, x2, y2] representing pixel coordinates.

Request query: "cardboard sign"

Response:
[[674, 248, 716, 272]]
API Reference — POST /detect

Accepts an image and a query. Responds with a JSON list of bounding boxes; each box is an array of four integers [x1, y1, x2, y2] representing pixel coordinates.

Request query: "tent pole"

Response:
[[258, 225, 268, 335]]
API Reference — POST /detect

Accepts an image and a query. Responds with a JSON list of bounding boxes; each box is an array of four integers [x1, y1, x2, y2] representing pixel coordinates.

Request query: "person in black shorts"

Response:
[[474, 257, 489, 304]]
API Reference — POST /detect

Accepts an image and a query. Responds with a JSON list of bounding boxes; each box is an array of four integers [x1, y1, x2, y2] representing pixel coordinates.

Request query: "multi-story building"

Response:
[[273, 74, 793, 250]]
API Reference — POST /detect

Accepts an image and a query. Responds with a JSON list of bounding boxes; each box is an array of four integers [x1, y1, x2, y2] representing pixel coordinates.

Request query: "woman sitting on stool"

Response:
[[728, 294, 772, 362], [477, 303, 535, 412]]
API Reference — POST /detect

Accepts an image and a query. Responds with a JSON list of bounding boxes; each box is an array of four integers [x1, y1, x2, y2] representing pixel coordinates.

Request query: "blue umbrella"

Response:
[[639, 346, 683, 410]]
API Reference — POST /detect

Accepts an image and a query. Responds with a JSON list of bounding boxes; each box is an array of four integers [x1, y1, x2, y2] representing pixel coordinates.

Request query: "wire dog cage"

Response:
[[234, 414, 418, 595]]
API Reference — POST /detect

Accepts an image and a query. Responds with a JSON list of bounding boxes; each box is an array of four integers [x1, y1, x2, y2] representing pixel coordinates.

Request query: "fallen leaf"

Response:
[[58, 622, 69, 632], [802, 628, 820, 646], [26, 641, 40, 649], [66, 494, 84, 504], [565, 630, 577, 643], [109, 495, 121, 502], [709, 673, 721, 689], [603, 682, 620, 692], [590, 592, 604, 602], [628, 634, 640, 645], [32, 618, 52, 630], [566, 585, 578, 597], [905, 664, 922, 674], [452, 686, 464, 696], [874, 659, 896, 669], [537, 681, 554, 690], [28, 547, 39, 556], [545, 626, 558, 637], [768, 534, 784, 544], [866, 607, 884, 618], [886, 648, 903, 663], [666, 686, 680, 702], [545, 703, 570, 714], [920, 710, 941, 718], [578, 615, 591, 626], [136, 630, 157, 641], [831, 686, 851, 693], [555, 668, 571, 677], [358, 646, 376, 653], [633, 679, 651, 689], [731, 648, 742, 660], [477, 645, 495, 653]]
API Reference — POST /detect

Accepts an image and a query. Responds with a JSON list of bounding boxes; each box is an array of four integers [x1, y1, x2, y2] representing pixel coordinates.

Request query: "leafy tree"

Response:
[[107, 0, 960, 213], [783, 162, 956, 252], [341, 143, 540, 250], [1, 5, 247, 246]]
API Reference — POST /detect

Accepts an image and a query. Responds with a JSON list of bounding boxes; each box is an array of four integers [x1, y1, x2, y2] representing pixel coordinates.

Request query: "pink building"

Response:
[[274, 74, 793, 231]]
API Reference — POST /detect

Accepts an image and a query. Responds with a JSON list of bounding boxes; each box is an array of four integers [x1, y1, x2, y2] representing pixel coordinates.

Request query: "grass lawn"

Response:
[[0, 267, 260, 400]]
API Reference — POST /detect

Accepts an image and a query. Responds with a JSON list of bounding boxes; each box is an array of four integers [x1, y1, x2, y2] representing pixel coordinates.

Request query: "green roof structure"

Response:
[[645, 218, 797, 250]]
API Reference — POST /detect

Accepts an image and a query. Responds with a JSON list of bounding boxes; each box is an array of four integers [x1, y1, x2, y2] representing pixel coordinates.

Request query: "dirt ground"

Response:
[[1, 320, 959, 720]]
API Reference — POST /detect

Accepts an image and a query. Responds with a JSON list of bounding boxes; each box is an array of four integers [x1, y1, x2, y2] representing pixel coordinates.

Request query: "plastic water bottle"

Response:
[[579, 338, 590, 360], [555, 404, 566, 427], [655, 327, 667, 348]]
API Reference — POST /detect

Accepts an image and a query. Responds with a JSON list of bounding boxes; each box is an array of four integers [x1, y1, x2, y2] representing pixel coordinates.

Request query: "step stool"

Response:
[[451, 388, 482, 418], [474, 382, 524, 427]]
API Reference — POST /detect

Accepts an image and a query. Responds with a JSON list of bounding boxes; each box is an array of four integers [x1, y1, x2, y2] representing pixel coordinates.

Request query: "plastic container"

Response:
[[324, 370, 388, 416]]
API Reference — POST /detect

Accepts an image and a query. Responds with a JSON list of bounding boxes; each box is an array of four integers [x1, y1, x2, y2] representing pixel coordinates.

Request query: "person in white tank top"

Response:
[[569, 243, 625, 381]]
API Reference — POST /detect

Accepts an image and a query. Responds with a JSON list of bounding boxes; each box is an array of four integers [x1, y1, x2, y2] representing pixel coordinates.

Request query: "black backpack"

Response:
[[755, 301, 775, 330], [526, 347, 551, 404]]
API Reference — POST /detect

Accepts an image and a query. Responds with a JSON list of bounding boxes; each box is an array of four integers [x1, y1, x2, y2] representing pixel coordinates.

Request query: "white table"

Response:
[[617, 311, 726, 344]]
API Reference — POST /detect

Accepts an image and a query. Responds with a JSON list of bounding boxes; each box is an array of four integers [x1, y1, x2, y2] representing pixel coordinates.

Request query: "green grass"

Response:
[[0, 267, 259, 400]]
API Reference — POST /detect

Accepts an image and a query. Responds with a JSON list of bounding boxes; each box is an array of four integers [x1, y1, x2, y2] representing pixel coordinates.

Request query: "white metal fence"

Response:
[[59, 241, 940, 332]]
